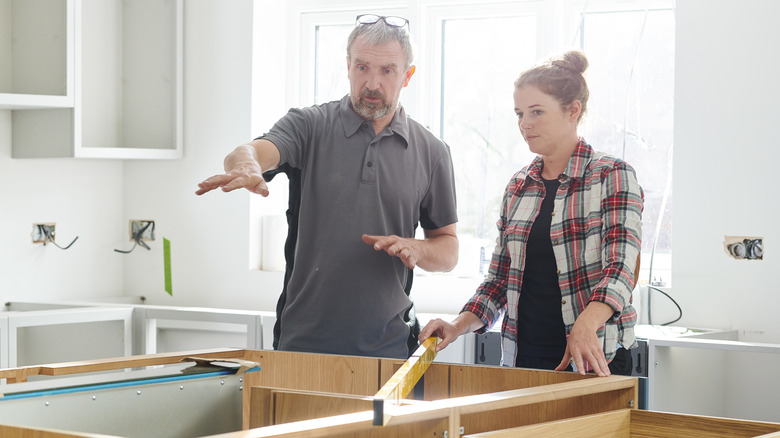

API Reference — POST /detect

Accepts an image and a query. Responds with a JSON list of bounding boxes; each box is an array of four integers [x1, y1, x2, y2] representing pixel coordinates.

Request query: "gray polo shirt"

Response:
[[262, 95, 458, 359]]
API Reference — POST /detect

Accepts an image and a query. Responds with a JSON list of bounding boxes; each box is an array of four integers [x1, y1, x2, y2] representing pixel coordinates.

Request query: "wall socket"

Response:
[[130, 220, 155, 241], [724, 236, 763, 260], [32, 223, 56, 244]]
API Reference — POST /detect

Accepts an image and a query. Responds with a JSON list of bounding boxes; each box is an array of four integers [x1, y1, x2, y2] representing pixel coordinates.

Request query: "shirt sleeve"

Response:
[[588, 161, 644, 316], [460, 176, 522, 332], [261, 107, 314, 169], [419, 143, 458, 230]]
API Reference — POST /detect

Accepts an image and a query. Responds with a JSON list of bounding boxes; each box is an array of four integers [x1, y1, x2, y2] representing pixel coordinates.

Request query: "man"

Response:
[[196, 14, 458, 359]]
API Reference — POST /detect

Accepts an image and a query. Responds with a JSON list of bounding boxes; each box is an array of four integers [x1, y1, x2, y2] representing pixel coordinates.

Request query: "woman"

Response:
[[419, 50, 643, 376]]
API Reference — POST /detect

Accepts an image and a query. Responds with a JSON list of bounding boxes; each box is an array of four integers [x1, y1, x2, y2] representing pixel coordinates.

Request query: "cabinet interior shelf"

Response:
[[3, 0, 183, 160]]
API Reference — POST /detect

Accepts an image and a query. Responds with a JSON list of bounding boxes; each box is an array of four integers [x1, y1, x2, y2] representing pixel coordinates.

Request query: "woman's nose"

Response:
[[518, 117, 529, 131]]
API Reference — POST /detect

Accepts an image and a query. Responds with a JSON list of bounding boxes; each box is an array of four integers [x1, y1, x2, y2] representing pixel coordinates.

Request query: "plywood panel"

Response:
[[249, 387, 276, 429], [250, 386, 428, 429], [241, 350, 381, 395], [421, 363, 450, 401], [241, 350, 383, 429], [378, 358, 451, 402], [464, 409, 780, 438], [459, 389, 635, 436], [238, 350, 632, 434], [463, 409, 632, 437], [444, 363, 602, 434], [449, 364, 588, 397], [242, 413, 449, 438], [0, 424, 92, 438], [274, 392, 373, 425]]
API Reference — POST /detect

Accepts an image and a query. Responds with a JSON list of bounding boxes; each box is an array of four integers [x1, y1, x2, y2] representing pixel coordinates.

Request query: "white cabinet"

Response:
[[0, 303, 133, 369], [4, 0, 183, 159], [0, 0, 74, 109], [645, 329, 780, 423]]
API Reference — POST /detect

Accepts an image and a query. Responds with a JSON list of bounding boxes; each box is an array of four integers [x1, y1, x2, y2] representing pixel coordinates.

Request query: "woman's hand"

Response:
[[418, 311, 484, 352], [555, 301, 615, 376]]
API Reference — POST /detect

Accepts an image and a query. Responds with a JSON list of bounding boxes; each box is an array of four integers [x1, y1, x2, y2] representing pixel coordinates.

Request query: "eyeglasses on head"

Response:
[[355, 14, 409, 29]]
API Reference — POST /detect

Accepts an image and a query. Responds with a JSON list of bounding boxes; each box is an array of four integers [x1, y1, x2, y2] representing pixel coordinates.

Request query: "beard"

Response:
[[351, 89, 396, 120]]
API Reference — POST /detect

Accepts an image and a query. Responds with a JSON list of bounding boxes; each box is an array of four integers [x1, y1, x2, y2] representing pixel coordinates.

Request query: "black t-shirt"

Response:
[[515, 177, 567, 369]]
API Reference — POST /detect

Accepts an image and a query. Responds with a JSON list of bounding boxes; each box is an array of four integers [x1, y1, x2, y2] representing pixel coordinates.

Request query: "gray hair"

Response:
[[346, 21, 414, 69]]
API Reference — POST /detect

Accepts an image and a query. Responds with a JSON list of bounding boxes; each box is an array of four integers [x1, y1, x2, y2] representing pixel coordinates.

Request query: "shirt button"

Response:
[[551, 212, 556, 217], [367, 162, 373, 167], [561, 299, 566, 305], [552, 240, 559, 245]]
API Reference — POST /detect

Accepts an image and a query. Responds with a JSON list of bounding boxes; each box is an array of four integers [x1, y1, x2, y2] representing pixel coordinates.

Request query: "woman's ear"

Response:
[[567, 100, 582, 122]]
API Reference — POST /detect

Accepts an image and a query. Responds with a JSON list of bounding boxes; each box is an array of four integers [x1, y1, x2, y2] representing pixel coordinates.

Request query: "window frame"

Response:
[[270, 0, 674, 287]]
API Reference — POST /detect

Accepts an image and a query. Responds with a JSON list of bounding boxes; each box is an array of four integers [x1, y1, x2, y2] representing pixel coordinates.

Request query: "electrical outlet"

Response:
[[32, 223, 56, 244], [130, 220, 155, 241], [724, 235, 763, 260]]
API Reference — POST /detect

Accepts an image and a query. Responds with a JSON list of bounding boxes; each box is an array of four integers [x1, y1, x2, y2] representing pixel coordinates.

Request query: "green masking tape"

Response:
[[164, 238, 172, 296]]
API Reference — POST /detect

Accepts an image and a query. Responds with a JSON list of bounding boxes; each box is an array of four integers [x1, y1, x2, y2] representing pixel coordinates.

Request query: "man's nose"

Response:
[[365, 72, 381, 90]]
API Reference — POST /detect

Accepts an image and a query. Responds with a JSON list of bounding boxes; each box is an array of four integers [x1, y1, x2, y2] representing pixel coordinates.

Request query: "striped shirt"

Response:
[[462, 139, 643, 368]]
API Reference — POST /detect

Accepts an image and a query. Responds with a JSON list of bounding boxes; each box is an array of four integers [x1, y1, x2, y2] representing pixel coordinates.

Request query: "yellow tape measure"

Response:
[[373, 336, 439, 426]]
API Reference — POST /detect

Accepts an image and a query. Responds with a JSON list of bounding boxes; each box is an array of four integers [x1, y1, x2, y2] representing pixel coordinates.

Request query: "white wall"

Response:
[[670, 0, 780, 343], [0, 113, 125, 301], [121, 0, 283, 311], [3, 0, 780, 344]]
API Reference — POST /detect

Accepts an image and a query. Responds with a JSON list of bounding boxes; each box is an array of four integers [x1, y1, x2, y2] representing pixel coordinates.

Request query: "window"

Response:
[[574, 2, 675, 286], [277, 0, 674, 288], [432, 6, 540, 278], [313, 24, 351, 105]]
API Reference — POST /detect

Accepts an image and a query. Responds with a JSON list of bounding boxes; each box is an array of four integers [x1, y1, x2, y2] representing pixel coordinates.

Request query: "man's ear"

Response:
[[403, 65, 416, 87]]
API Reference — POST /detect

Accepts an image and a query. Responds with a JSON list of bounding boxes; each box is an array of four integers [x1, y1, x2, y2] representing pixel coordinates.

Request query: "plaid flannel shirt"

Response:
[[462, 139, 643, 369]]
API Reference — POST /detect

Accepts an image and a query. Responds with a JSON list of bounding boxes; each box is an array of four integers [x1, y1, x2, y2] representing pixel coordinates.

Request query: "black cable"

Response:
[[114, 241, 139, 254], [49, 236, 79, 250], [646, 285, 682, 326], [39, 224, 78, 250], [114, 221, 154, 254]]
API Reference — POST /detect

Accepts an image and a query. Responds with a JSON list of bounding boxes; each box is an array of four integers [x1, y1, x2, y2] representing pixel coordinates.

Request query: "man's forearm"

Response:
[[224, 139, 280, 174], [223, 144, 260, 173], [416, 233, 458, 272]]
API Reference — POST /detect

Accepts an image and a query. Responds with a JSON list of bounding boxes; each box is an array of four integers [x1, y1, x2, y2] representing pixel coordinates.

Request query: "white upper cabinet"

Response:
[[4, 0, 183, 159], [0, 0, 74, 109]]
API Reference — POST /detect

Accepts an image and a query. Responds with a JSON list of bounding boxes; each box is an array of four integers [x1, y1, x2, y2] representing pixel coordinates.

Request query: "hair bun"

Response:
[[551, 50, 588, 75]]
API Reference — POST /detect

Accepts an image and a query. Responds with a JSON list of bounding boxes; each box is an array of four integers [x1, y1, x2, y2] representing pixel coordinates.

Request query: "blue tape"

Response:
[[1, 366, 261, 402]]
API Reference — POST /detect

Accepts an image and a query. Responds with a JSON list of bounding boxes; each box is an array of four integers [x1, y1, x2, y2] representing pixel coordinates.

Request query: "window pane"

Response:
[[580, 8, 674, 283], [440, 15, 537, 274], [315, 24, 351, 104]]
